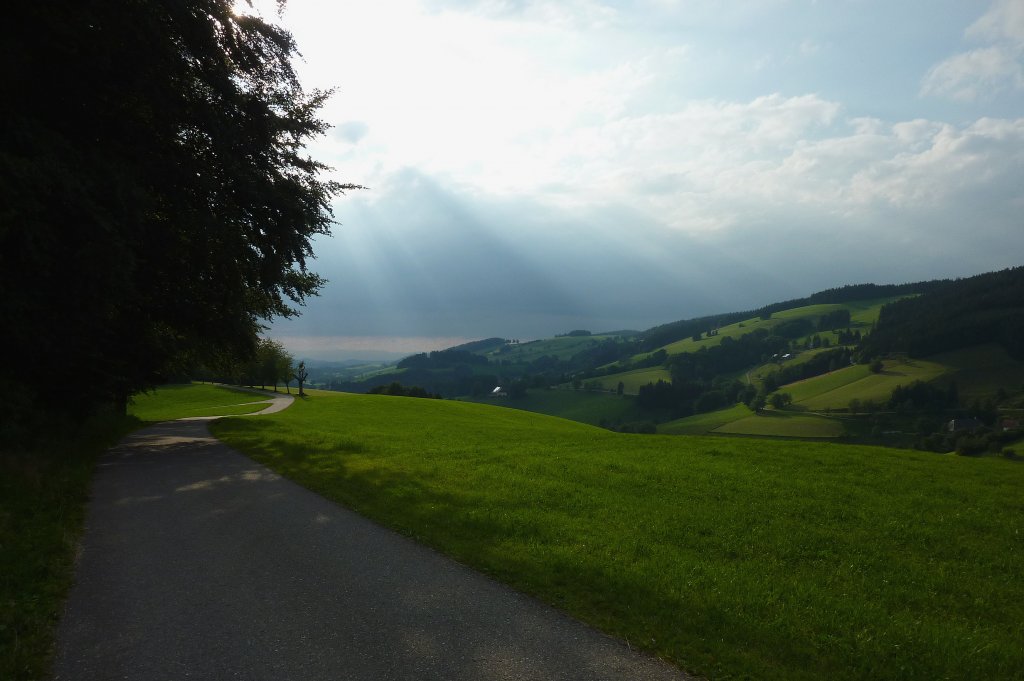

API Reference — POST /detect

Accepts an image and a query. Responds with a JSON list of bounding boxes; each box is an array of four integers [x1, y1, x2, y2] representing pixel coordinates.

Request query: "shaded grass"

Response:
[[129, 383, 269, 422], [1, 382, 277, 680], [212, 392, 1024, 681], [930, 344, 1024, 401], [0, 411, 138, 681]]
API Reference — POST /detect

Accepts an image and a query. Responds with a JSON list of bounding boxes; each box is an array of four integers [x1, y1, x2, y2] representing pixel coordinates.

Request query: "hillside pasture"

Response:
[[632, 297, 899, 363], [213, 391, 1024, 681], [658, 403, 753, 434], [583, 366, 672, 394], [462, 388, 644, 426], [792, 359, 948, 411], [713, 410, 845, 437]]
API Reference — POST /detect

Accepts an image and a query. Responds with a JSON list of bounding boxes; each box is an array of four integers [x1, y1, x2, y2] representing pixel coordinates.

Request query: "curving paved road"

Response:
[[52, 394, 694, 680]]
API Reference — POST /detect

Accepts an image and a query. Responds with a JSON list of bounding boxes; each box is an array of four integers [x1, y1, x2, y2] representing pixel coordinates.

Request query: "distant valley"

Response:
[[301, 266, 1024, 454]]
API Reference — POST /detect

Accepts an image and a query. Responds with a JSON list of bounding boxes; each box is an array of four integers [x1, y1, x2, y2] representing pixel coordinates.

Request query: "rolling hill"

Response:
[[209, 389, 1024, 680], [313, 267, 1024, 445]]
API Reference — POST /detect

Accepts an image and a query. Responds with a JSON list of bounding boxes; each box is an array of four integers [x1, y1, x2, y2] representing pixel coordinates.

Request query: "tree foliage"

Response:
[[1, 1, 358, 417], [860, 267, 1024, 360]]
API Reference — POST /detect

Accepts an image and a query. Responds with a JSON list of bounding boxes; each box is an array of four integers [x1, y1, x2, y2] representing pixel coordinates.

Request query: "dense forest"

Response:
[[861, 266, 1024, 360]]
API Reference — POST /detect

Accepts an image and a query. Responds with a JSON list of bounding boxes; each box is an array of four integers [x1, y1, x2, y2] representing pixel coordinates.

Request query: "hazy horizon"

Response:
[[251, 0, 1024, 361]]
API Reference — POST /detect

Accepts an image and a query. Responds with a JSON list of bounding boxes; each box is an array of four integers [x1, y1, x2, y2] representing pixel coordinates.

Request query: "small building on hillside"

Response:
[[489, 386, 508, 398], [948, 417, 983, 433]]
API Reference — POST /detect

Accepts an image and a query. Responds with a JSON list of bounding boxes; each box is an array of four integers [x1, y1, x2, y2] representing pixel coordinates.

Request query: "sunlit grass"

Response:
[[585, 367, 673, 394], [129, 383, 269, 422], [791, 359, 948, 410], [658, 403, 753, 434], [212, 391, 1024, 680], [713, 410, 845, 437]]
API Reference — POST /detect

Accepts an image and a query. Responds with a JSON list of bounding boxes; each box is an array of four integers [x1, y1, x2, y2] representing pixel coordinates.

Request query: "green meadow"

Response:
[[212, 391, 1024, 681], [128, 383, 272, 422], [638, 298, 898, 361], [712, 410, 845, 437], [584, 366, 673, 394], [788, 358, 948, 411], [486, 334, 626, 363], [658, 402, 754, 434], [462, 388, 646, 426]]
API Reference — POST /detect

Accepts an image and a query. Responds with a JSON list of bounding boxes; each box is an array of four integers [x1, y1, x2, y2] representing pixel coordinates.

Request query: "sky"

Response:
[[253, 0, 1024, 360]]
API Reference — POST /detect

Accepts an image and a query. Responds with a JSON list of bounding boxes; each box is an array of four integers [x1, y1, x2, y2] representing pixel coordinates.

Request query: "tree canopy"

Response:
[[1, 1, 358, 417]]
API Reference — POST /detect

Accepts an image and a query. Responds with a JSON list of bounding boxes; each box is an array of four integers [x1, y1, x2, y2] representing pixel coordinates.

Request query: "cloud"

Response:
[[422, 0, 619, 28], [921, 45, 1023, 101], [966, 0, 1024, 43], [332, 121, 369, 144], [921, 0, 1024, 101], [277, 106, 1024, 345], [263, 0, 1024, 356]]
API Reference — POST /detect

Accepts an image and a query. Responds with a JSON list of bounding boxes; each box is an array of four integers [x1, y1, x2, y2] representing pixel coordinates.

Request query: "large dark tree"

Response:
[[1, 1, 358, 416]]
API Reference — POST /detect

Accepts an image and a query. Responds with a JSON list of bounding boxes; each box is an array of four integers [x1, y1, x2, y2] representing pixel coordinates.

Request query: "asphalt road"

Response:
[[52, 401, 694, 680]]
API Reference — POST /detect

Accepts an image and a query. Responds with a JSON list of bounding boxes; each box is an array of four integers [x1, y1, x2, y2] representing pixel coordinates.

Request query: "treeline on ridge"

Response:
[[637, 281, 940, 352], [861, 266, 1024, 360]]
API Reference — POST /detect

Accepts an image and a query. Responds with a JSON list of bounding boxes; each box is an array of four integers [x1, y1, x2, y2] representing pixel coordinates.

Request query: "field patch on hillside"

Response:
[[584, 367, 672, 394], [713, 410, 845, 437], [658, 403, 754, 434], [788, 359, 948, 411], [213, 392, 1024, 681], [462, 388, 644, 426], [645, 297, 899, 360]]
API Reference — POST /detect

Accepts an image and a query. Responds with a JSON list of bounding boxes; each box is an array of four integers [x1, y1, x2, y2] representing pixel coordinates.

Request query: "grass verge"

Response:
[[1, 382, 275, 680], [212, 391, 1024, 680]]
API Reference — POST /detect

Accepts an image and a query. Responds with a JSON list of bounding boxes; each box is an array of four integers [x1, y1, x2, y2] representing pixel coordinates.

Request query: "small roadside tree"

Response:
[[295, 361, 309, 397], [277, 351, 295, 394]]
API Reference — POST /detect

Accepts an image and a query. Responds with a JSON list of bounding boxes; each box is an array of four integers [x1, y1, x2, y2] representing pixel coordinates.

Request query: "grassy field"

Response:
[[212, 391, 1024, 681], [660, 404, 844, 438], [713, 410, 845, 437], [462, 388, 645, 426], [658, 403, 754, 434], [651, 298, 899, 359], [789, 359, 948, 411], [128, 383, 272, 422], [583, 367, 672, 394]]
